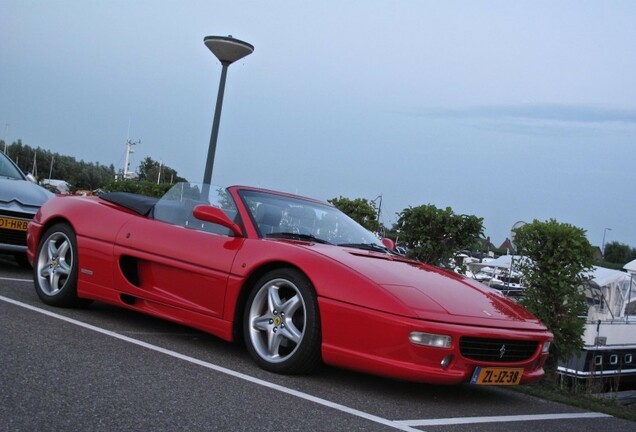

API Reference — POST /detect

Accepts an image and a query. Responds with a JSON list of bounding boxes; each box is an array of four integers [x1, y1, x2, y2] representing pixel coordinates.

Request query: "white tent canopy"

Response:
[[624, 258, 636, 275], [587, 266, 631, 288], [468, 255, 530, 269], [584, 266, 636, 320]]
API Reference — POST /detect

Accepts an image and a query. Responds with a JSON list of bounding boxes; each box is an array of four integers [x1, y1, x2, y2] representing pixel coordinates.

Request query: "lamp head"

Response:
[[204, 35, 254, 65]]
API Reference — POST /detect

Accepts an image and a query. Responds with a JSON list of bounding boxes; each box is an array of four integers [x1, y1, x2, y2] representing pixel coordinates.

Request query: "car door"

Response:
[[112, 215, 243, 318]]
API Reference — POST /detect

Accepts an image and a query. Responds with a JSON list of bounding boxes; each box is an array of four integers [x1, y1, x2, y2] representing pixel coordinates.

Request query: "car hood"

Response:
[[0, 178, 54, 211], [311, 244, 543, 326]]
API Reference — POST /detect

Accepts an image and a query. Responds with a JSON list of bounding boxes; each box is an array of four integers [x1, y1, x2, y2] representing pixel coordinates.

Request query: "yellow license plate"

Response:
[[0, 216, 30, 231], [470, 367, 523, 385]]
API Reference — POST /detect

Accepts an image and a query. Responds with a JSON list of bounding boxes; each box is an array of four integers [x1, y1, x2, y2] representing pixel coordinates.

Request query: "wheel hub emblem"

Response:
[[273, 315, 282, 326]]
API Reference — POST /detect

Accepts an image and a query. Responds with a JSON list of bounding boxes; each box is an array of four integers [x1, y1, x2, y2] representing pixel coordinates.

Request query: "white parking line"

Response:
[[0, 293, 613, 431], [0, 295, 420, 432], [397, 412, 611, 427], [0, 276, 32, 283]]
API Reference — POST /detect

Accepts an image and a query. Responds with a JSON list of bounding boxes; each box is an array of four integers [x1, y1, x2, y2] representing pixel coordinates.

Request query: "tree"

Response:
[[329, 196, 379, 232], [6, 142, 116, 191], [603, 241, 636, 265], [514, 219, 594, 375], [5, 141, 187, 192], [137, 156, 186, 184], [396, 204, 483, 266]]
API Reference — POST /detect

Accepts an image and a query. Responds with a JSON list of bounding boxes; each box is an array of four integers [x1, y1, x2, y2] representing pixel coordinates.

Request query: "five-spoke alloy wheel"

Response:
[[34, 223, 87, 307], [244, 268, 321, 374]]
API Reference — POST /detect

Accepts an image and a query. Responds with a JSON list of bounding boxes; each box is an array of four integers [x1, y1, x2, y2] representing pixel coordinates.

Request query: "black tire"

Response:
[[33, 223, 90, 307], [13, 253, 31, 268], [243, 268, 321, 374]]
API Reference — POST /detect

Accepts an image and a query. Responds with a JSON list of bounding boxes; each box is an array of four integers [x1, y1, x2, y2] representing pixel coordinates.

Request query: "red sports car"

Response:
[[27, 182, 552, 385]]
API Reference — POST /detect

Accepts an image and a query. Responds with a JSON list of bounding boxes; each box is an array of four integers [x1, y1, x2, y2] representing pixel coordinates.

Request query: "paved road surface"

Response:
[[1, 255, 634, 431]]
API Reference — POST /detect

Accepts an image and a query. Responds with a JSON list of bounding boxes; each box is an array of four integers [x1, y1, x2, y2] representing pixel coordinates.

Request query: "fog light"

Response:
[[440, 354, 453, 369], [541, 341, 551, 354], [409, 332, 452, 348]]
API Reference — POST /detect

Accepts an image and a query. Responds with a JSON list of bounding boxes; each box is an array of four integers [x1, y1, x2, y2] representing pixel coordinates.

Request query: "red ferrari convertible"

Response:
[[27, 182, 552, 385]]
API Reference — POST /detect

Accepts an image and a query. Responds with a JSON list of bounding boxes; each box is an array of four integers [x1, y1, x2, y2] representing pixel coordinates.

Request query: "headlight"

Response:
[[542, 341, 551, 354], [409, 331, 452, 348]]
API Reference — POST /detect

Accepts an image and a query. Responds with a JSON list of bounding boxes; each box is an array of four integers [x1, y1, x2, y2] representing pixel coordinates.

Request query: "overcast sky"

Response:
[[2, 1, 635, 248]]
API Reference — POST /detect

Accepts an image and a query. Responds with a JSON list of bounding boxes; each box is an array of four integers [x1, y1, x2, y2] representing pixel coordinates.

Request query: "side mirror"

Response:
[[381, 238, 395, 251], [192, 205, 243, 237]]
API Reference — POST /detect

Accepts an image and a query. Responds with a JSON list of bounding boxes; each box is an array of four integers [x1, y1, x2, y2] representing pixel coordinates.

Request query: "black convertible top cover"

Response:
[[99, 192, 159, 216]]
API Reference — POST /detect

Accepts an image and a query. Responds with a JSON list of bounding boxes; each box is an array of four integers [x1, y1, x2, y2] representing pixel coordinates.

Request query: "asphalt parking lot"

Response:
[[1, 254, 635, 432]]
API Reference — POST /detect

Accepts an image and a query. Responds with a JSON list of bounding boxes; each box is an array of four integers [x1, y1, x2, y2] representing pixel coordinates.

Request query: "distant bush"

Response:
[[103, 180, 172, 198], [593, 260, 628, 271], [514, 219, 594, 377], [397, 204, 484, 266]]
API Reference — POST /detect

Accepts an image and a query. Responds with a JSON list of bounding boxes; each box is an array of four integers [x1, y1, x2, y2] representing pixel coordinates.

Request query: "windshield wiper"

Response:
[[266, 232, 332, 244], [337, 242, 392, 254]]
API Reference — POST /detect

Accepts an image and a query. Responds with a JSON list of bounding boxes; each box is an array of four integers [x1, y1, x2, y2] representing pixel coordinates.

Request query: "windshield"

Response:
[[0, 153, 27, 180], [153, 182, 239, 235], [239, 189, 385, 248]]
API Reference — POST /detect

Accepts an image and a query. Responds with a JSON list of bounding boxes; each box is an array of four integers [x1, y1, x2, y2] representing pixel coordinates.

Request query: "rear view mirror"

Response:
[[193, 205, 243, 237], [381, 238, 395, 251]]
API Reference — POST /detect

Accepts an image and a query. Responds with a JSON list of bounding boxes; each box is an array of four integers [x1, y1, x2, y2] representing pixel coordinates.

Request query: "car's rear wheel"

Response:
[[34, 223, 89, 307], [243, 268, 321, 374]]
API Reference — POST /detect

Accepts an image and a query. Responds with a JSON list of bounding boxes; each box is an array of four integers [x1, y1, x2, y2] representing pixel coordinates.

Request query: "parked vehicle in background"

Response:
[[0, 151, 53, 266]]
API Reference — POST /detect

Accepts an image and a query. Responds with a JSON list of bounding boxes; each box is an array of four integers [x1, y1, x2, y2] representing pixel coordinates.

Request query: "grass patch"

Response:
[[514, 380, 636, 422]]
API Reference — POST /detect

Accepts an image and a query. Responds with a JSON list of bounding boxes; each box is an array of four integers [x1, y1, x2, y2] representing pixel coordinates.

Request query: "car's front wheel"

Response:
[[34, 223, 89, 307], [243, 268, 321, 374]]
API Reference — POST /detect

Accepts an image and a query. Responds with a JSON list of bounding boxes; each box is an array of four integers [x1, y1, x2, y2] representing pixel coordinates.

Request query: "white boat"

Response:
[[467, 255, 527, 296], [558, 265, 636, 383]]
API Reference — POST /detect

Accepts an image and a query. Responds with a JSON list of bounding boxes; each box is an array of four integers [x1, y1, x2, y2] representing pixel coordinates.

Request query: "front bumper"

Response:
[[319, 297, 551, 385]]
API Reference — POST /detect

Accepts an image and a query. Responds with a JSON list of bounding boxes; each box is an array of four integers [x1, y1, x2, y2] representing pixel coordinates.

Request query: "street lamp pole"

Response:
[[372, 194, 383, 235], [3, 123, 9, 154], [202, 36, 254, 186], [602, 227, 612, 256]]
